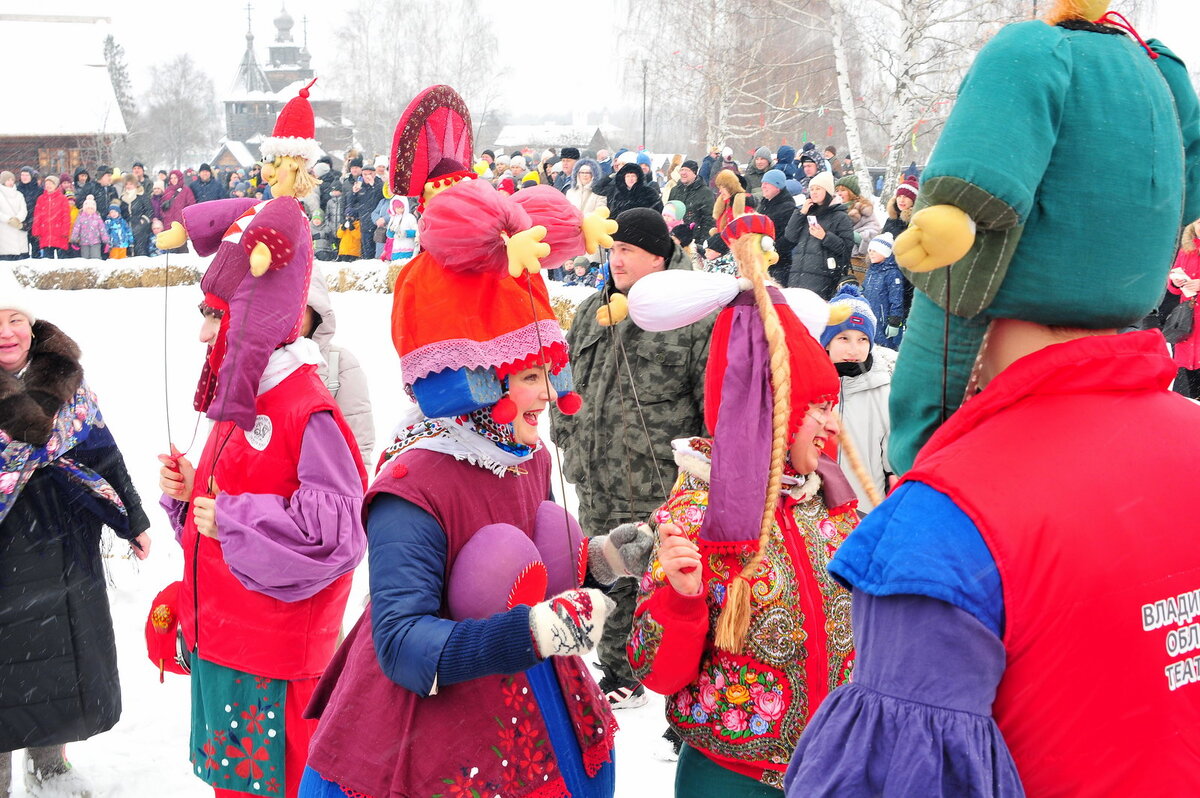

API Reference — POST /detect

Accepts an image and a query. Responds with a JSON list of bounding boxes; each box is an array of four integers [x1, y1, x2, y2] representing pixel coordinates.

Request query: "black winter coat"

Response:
[[783, 198, 856, 299], [16, 180, 41, 234], [0, 322, 149, 751], [190, 177, 226, 204], [666, 178, 715, 239], [605, 163, 662, 217], [758, 191, 797, 282], [122, 193, 155, 256]]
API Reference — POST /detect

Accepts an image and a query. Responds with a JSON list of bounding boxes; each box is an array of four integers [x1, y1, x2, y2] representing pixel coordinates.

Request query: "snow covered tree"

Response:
[[104, 35, 137, 131], [140, 55, 218, 168], [330, 0, 504, 156]]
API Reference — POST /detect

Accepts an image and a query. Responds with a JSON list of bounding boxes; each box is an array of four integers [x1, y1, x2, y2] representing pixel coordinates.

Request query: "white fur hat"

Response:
[[0, 266, 36, 324]]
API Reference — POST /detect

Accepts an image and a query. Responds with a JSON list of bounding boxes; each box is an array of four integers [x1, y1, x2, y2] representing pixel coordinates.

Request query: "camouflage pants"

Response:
[[576, 488, 658, 686]]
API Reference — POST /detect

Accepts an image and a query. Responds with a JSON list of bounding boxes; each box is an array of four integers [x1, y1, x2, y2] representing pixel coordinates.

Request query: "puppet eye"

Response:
[[761, 236, 776, 253]]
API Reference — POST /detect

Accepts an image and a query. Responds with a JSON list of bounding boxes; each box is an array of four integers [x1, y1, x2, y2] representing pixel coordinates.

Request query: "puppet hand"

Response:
[[249, 241, 272, 276], [156, 222, 187, 251], [894, 205, 976, 272], [596, 293, 628, 327], [506, 225, 551, 278], [582, 207, 618, 254], [528, 589, 613, 658]]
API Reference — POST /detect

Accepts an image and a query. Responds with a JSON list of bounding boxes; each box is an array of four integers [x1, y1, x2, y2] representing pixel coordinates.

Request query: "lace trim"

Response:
[[400, 320, 567, 384]]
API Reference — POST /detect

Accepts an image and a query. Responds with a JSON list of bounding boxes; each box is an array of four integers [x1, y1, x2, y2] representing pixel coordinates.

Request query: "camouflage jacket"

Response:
[[552, 245, 714, 532]]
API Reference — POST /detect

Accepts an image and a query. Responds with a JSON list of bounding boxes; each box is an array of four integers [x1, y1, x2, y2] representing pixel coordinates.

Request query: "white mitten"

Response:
[[528, 589, 614, 658], [588, 523, 655, 584]]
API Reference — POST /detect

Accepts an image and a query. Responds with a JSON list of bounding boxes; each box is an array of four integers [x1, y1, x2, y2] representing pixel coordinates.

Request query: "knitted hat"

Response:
[[198, 163, 212, 174], [617, 150, 638, 166], [259, 78, 322, 165], [681, 159, 699, 173], [0, 266, 36, 324], [560, 147, 580, 160], [753, 146, 772, 161], [868, 232, 894, 259], [721, 146, 733, 159], [671, 222, 696, 248], [612, 208, 673, 260], [636, 152, 652, 167], [762, 169, 786, 190], [313, 161, 330, 178], [785, 178, 804, 196], [821, 284, 877, 347], [82, 194, 97, 212], [705, 235, 729, 256], [835, 174, 860, 197], [808, 171, 836, 197], [895, 175, 919, 203], [664, 199, 686, 220], [43, 175, 59, 188]]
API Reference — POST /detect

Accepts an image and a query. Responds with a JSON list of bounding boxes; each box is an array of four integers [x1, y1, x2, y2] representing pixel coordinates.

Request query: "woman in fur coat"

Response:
[[0, 268, 150, 798]]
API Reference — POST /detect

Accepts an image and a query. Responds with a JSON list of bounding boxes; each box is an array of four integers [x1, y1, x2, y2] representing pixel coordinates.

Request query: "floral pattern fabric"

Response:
[[190, 657, 287, 795], [629, 448, 856, 787]]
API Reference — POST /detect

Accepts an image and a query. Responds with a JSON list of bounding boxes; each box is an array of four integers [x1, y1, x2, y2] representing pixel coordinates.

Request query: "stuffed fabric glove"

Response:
[[528, 588, 614, 658], [506, 225, 551, 277], [894, 205, 977, 272], [156, 221, 188, 250], [596, 293, 628, 327], [587, 523, 655, 585], [582, 207, 618, 254]]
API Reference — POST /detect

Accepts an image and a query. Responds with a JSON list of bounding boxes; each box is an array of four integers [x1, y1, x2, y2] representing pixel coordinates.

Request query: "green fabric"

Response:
[[890, 22, 1200, 469], [674, 745, 783, 798], [888, 293, 990, 474], [190, 657, 287, 796]]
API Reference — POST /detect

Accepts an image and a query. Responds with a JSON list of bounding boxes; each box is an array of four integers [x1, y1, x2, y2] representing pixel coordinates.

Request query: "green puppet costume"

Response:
[[890, 19, 1200, 472]]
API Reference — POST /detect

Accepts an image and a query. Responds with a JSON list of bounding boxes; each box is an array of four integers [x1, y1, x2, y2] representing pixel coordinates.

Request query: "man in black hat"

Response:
[[340, 156, 364, 195], [555, 146, 581, 192], [191, 163, 225, 203], [666, 160, 715, 236], [552, 208, 714, 715]]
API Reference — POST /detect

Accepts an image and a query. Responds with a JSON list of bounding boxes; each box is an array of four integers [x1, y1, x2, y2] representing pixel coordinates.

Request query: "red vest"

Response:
[[179, 365, 366, 680], [905, 331, 1200, 797]]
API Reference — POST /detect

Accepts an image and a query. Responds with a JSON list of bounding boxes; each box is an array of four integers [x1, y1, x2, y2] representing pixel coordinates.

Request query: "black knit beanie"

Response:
[[612, 208, 674, 259]]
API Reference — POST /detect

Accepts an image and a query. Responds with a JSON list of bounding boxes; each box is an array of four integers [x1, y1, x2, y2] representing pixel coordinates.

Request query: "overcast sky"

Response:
[[28, 1, 1200, 117]]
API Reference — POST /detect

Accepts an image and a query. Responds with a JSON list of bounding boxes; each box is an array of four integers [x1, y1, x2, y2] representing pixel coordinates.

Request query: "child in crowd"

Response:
[[700, 234, 737, 275], [148, 219, 165, 257], [821, 284, 894, 512], [104, 201, 133, 259], [859, 233, 906, 349], [671, 222, 700, 270], [335, 220, 361, 262], [563, 254, 601, 287], [68, 195, 108, 259], [310, 208, 335, 262]]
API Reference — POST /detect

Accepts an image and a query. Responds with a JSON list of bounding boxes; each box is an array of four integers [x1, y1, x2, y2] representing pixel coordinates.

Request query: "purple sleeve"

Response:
[[159, 494, 188, 545], [181, 197, 260, 256], [216, 411, 366, 602], [783, 591, 1024, 798]]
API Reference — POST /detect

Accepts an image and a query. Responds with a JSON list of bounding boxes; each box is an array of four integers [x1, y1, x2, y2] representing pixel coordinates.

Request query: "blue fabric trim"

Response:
[[297, 766, 350, 798], [829, 481, 1005, 636], [527, 659, 616, 798]]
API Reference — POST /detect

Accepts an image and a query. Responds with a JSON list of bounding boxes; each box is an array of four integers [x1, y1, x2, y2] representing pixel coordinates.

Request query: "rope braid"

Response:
[[714, 235, 792, 653]]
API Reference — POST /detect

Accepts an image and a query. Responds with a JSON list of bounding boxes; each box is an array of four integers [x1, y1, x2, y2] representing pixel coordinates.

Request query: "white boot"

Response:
[[24, 747, 93, 798]]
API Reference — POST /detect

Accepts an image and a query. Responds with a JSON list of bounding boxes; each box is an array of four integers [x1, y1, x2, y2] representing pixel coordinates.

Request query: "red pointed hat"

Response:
[[260, 78, 322, 165], [720, 213, 775, 246], [390, 85, 474, 197]]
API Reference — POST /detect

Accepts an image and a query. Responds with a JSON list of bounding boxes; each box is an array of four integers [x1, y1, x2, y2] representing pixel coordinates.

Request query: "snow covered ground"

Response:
[[5, 283, 676, 797]]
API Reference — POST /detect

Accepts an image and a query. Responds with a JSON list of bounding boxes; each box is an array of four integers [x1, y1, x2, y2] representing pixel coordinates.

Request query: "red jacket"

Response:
[[1167, 238, 1200, 369], [905, 330, 1200, 798], [32, 191, 71, 250], [179, 366, 365, 680]]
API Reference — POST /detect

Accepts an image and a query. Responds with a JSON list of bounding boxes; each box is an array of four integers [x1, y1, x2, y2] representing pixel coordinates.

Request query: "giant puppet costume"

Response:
[[623, 216, 859, 795], [300, 85, 640, 798], [784, 3, 1200, 796], [151, 80, 369, 798]]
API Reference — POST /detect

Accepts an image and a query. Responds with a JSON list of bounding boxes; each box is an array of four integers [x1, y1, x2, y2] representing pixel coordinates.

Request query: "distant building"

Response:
[[217, 5, 353, 168], [0, 14, 127, 175]]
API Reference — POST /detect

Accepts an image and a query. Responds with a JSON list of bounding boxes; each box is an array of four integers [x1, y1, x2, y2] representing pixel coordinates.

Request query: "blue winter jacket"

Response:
[[862, 254, 906, 348]]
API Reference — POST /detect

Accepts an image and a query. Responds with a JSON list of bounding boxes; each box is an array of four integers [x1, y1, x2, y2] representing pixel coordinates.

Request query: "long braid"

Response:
[[714, 236, 792, 653]]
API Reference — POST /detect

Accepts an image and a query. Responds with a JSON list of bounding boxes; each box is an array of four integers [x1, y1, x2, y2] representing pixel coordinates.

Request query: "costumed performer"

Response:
[[299, 85, 639, 798], [153, 79, 369, 798], [625, 215, 859, 796], [784, 3, 1200, 796]]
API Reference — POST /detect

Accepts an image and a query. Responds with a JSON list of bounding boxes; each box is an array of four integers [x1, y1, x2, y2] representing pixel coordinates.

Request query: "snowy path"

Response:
[[6, 286, 675, 797]]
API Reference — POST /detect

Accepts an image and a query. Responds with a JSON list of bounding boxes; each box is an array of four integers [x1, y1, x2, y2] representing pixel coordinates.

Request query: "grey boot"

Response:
[[24, 746, 92, 798]]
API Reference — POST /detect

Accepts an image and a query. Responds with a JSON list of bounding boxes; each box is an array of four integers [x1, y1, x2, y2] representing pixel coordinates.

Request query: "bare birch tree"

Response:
[[140, 55, 219, 168]]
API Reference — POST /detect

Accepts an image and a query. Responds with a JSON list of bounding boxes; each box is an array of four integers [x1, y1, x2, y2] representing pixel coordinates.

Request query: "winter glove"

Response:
[[528, 588, 614, 658], [587, 523, 655, 585], [886, 315, 904, 338]]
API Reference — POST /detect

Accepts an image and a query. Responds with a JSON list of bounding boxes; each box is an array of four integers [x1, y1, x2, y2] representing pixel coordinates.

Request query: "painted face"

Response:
[[0, 311, 33, 373], [609, 241, 666, 292], [789, 400, 839, 475], [508, 365, 553, 447], [827, 329, 871, 363]]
